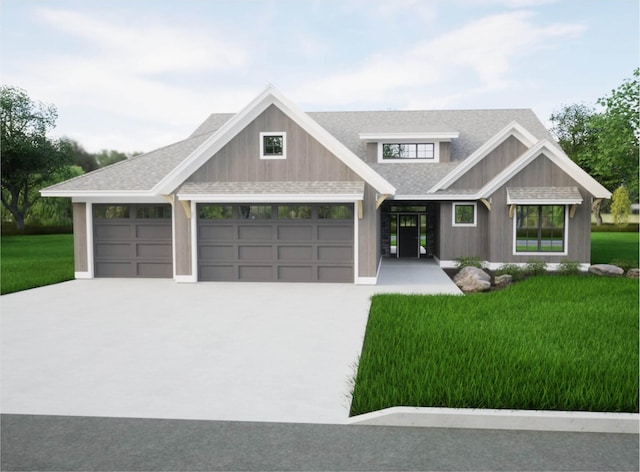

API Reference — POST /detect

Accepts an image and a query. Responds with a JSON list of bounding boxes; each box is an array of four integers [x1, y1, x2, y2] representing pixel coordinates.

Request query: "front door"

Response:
[[398, 214, 419, 258]]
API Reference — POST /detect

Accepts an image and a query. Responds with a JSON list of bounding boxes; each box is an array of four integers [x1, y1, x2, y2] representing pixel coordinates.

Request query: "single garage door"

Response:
[[198, 203, 354, 282], [93, 204, 173, 277]]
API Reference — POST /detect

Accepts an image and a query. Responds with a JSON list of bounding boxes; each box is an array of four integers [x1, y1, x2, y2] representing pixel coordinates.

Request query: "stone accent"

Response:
[[454, 266, 491, 292], [588, 264, 624, 276], [626, 268, 640, 279], [494, 274, 513, 288]]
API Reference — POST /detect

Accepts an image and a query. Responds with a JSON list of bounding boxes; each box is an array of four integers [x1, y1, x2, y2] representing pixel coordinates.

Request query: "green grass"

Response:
[[350, 276, 639, 416], [591, 232, 639, 266], [1, 234, 74, 295]]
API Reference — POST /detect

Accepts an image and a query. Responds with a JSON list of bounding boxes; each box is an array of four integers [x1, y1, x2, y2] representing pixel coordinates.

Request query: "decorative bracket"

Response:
[[180, 200, 192, 219], [480, 198, 492, 211]]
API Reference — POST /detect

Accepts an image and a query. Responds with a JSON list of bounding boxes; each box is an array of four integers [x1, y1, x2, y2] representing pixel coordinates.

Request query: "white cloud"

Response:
[[293, 10, 585, 109]]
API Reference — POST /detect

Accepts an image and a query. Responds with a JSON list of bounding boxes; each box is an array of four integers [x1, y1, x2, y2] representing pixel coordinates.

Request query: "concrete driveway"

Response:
[[1, 279, 381, 424]]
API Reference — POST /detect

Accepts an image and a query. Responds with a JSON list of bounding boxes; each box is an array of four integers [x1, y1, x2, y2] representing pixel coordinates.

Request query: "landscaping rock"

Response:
[[588, 264, 624, 276], [494, 274, 513, 288], [626, 268, 640, 279], [454, 266, 491, 292]]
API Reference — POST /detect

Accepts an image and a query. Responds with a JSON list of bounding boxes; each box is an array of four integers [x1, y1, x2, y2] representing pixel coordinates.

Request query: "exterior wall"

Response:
[[438, 202, 490, 261], [72, 202, 88, 273], [173, 198, 192, 277], [487, 154, 592, 264], [358, 184, 378, 279], [188, 104, 359, 183], [449, 136, 528, 189]]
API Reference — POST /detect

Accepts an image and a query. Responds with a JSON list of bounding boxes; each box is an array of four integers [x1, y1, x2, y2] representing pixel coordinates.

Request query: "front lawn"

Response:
[[591, 232, 639, 266], [0, 234, 74, 295], [350, 275, 639, 416]]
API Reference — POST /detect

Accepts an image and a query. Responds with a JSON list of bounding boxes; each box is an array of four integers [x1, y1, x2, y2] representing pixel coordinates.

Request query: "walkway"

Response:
[[375, 258, 462, 295]]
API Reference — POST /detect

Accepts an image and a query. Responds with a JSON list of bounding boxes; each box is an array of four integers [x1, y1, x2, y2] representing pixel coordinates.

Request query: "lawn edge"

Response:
[[347, 406, 639, 434]]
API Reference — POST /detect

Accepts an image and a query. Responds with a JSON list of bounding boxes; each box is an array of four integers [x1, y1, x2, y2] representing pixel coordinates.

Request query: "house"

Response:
[[41, 86, 611, 283]]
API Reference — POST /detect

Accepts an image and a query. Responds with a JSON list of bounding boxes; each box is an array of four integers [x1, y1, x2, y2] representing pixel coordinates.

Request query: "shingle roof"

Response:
[[507, 187, 583, 203], [42, 107, 555, 196], [178, 181, 364, 196]]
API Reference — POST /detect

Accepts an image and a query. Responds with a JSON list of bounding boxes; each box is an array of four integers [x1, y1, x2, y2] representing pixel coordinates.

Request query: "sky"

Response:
[[1, 0, 638, 154]]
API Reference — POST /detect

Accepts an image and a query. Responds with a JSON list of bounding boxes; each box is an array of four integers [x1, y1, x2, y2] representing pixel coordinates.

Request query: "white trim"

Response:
[[437, 259, 459, 269], [74, 271, 92, 279], [479, 140, 611, 199], [452, 202, 477, 227], [429, 121, 538, 192], [69, 195, 168, 204], [171, 198, 177, 279], [154, 85, 395, 196], [259, 131, 287, 160], [175, 274, 197, 283], [512, 204, 569, 257], [359, 132, 459, 141], [190, 201, 198, 282], [484, 261, 590, 272], [356, 276, 377, 285], [353, 202, 359, 284], [507, 198, 583, 205], [177, 194, 363, 203], [376, 142, 440, 163], [85, 202, 94, 278]]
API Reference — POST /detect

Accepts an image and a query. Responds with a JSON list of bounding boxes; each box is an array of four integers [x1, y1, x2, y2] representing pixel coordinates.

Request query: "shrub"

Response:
[[495, 263, 527, 281], [525, 260, 547, 276], [455, 256, 484, 269], [611, 186, 632, 226], [558, 260, 582, 275], [610, 259, 637, 272]]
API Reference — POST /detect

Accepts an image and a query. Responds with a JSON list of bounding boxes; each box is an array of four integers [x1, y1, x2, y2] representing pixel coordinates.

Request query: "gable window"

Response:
[[260, 132, 286, 159], [452, 202, 477, 227], [515, 205, 566, 253], [382, 143, 434, 160]]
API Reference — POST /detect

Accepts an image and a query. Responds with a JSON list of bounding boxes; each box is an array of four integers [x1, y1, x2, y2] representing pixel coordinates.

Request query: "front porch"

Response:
[[375, 258, 461, 295]]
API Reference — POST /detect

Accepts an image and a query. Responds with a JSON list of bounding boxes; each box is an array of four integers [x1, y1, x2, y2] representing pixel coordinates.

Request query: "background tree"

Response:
[[550, 69, 639, 224], [1, 86, 73, 231], [610, 186, 631, 226]]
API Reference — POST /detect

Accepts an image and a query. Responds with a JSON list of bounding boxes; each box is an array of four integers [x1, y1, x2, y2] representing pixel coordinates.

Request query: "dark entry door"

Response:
[[398, 214, 419, 258]]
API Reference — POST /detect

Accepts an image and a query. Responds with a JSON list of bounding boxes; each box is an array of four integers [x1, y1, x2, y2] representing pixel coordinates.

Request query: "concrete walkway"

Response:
[[0, 268, 459, 425]]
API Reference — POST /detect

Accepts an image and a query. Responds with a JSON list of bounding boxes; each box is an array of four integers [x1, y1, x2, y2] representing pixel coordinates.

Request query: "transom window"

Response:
[[260, 132, 286, 159], [318, 204, 353, 220], [199, 205, 233, 219], [277, 205, 312, 219], [515, 205, 566, 253], [240, 205, 272, 219], [382, 143, 434, 160], [452, 202, 477, 227]]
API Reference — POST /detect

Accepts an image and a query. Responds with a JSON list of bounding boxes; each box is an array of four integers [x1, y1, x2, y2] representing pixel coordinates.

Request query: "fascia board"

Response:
[[507, 198, 584, 205], [391, 194, 481, 201], [428, 121, 538, 192], [359, 132, 460, 141], [41, 189, 156, 199], [479, 140, 612, 199], [67, 195, 169, 204], [176, 194, 363, 203]]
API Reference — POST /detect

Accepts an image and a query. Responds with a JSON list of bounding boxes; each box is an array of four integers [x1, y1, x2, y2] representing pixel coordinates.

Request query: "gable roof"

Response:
[[153, 85, 395, 196]]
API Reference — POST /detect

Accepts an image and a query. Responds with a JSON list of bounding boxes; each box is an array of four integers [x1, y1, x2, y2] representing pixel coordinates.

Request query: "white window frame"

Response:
[[260, 132, 287, 160], [512, 204, 569, 256], [452, 202, 477, 227], [377, 141, 440, 163]]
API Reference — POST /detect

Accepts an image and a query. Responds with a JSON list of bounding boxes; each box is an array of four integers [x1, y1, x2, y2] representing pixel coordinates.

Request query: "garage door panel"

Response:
[[95, 224, 130, 239], [318, 266, 352, 282], [200, 264, 235, 281], [137, 262, 173, 278], [318, 245, 352, 261], [318, 225, 352, 241], [278, 266, 313, 282], [95, 243, 130, 258], [136, 243, 172, 258], [95, 261, 133, 277], [238, 245, 273, 261], [200, 245, 234, 260], [238, 265, 273, 281], [238, 225, 272, 240], [200, 225, 235, 240], [278, 225, 313, 241], [277, 245, 313, 261], [136, 224, 172, 239]]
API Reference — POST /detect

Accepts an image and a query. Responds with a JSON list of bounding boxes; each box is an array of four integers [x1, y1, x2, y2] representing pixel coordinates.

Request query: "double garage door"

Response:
[[197, 203, 354, 283], [93, 204, 173, 278]]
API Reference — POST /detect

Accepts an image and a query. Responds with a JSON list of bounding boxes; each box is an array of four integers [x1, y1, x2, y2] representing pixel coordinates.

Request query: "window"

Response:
[[260, 132, 286, 159], [94, 205, 129, 219], [240, 205, 272, 219], [452, 202, 477, 227], [318, 204, 353, 219], [382, 143, 434, 160], [136, 205, 171, 219], [199, 205, 233, 219], [515, 205, 566, 253], [277, 205, 311, 219]]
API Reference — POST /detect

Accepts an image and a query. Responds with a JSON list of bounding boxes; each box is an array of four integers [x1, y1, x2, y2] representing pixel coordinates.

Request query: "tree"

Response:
[[610, 186, 631, 226], [1, 86, 73, 231]]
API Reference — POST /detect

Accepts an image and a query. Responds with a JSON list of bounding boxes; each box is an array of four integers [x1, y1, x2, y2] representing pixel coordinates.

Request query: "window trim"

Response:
[[512, 204, 569, 256], [452, 202, 477, 227], [260, 132, 286, 160], [377, 140, 440, 163]]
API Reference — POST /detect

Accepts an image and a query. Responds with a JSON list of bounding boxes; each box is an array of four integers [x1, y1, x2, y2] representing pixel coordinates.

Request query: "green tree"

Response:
[[0, 86, 73, 231], [610, 186, 631, 226]]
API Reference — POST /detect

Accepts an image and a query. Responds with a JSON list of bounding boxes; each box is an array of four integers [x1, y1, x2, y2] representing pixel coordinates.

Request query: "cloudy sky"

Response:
[[1, 0, 637, 154]]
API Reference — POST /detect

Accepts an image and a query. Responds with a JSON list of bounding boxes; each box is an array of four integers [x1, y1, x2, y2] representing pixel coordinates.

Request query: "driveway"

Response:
[[1, 279, 380, 424]]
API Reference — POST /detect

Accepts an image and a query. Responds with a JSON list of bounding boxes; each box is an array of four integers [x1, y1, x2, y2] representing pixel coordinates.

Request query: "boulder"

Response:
[[588, 264, 624, 276], [626, 268, 640, 279], [454, 266, 491, 292], [494, 274, 513, 288]]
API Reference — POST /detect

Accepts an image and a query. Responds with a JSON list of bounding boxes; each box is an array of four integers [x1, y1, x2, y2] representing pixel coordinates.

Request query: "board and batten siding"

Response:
[[438, 202, 490, 261], [188, 105, 360, 183], [358, 184, 379, 279], [487, 154, 592, 263], [72, 202, 88, 273], [449, 136, 528, 189], [173, 196, 192, 277]]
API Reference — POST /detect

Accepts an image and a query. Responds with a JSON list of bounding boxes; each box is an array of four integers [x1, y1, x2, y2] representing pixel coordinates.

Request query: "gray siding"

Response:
[[73, 202, 88, 273], [173, 198, 192, 276], [358, 184, 378, 278], [449, 136, 528, 189], [438, 202, 489, 261], [487, 154, 591, 263], [188, 105, 360, 183], [439, 142, 451, 163]]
